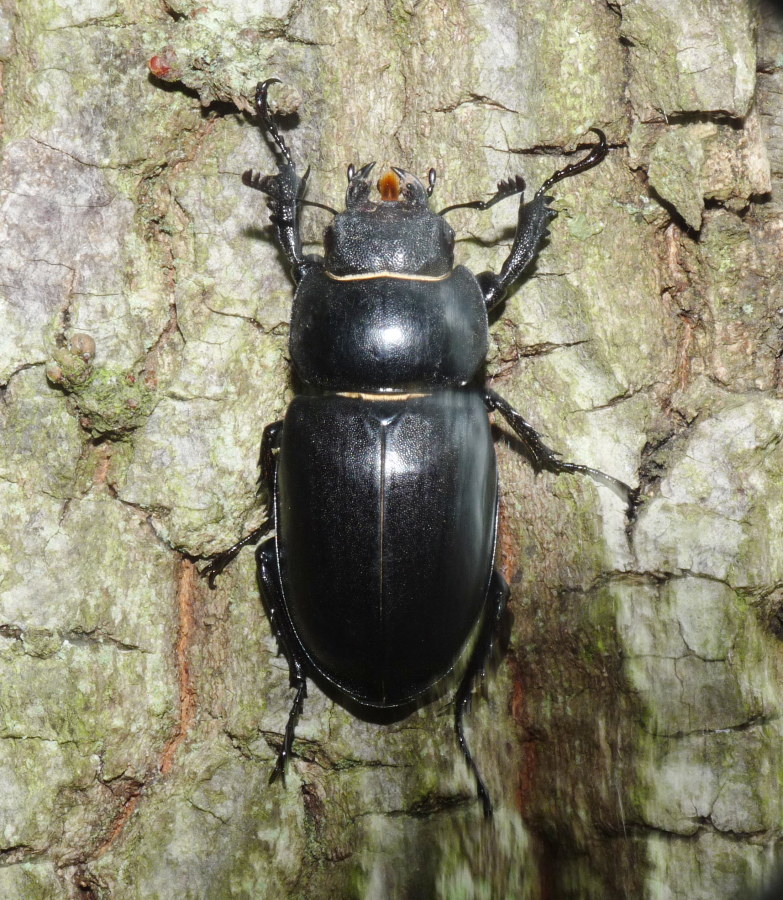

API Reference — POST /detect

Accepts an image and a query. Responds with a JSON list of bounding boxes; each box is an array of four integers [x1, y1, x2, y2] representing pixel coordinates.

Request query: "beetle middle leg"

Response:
[[202, 420, 283, 587], [484, 387, 636, 510], [454, 568, 510, 819], [208, 414, 310, 784]]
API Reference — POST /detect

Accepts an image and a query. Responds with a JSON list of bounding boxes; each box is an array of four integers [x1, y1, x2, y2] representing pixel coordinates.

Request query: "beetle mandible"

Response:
[[206, 79, 633, 818]]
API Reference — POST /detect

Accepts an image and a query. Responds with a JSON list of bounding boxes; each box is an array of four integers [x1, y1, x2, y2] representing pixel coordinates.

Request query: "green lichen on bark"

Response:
[[46, 348, 159, 438]]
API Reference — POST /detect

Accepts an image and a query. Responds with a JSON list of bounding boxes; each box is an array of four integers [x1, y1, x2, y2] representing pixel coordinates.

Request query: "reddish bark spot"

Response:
[[148, 47, 180, 81], [160, 559, 198, 775], [87, 559, 199, 864], [496, 497, 519, 583], [507, 655, 532, 815], [93, 791, 142, 860], [148, 55, 171, 79]]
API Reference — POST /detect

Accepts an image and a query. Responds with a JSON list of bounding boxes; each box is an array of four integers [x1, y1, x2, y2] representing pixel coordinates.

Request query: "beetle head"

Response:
[[346, 163, 431, 209], [326, 162, 454, 278], [377, 167, 429, 206]]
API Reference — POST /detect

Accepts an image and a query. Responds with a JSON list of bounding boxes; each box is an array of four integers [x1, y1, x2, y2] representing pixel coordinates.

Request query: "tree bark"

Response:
[[1, 0, 781, 897]]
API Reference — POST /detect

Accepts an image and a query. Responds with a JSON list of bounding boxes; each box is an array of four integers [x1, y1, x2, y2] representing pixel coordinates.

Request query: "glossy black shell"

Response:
[[289, 266, 489, 391], [275, 390, 497, 707], [274, 195, 498, 710]]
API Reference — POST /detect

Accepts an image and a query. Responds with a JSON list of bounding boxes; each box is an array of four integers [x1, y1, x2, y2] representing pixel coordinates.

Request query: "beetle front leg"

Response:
[[455, 568, 510, 819], [484, 387, 636, 511], [477, 130, 608, 312], [243, 79, 319, 283]]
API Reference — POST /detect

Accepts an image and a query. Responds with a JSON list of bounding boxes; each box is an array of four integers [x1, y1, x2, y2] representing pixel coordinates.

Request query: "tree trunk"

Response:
[[1, 0, 782, 897]]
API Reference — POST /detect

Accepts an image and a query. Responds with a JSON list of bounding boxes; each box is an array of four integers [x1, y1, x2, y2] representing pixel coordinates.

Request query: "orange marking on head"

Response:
[[378, 170, 401, 202]]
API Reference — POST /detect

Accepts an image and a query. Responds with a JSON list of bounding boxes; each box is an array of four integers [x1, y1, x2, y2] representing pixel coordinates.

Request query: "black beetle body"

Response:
[[206, 80, 633, 817], [289, 267, 487, 390], [278, 389, 497, 707]]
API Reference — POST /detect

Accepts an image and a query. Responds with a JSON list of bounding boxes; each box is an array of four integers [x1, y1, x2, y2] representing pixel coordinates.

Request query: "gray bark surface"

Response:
[[1, 0, 782, 897]]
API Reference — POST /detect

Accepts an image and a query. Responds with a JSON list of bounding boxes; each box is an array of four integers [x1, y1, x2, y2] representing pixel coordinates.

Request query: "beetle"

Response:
[[206, 79, 633, 818]]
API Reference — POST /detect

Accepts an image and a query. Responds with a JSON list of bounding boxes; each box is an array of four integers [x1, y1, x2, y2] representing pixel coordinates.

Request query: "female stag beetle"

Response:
[[206, 79, 633, 818]]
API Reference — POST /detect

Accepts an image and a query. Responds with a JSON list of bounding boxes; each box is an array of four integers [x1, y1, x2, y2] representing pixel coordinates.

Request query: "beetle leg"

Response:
[[201, 420, 283, 587], [476, 130, 608, 312], [483, 387, 637, 511], [243, 79, 321, 283], [258, 420, 283, 496], [256, 537, 308, 786], [455, 568, 509, 819], [201, 521, 273, 588]]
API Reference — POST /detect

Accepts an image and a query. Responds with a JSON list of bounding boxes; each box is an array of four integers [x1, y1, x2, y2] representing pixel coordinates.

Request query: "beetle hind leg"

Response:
[[269, 678, 307, 786], [454, 568, 510, 819], [256, 537, 309, 786]]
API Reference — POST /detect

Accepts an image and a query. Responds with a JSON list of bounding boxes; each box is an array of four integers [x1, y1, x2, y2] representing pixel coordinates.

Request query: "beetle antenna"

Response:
[[299, 198, 339, 215], [438, 174, 526, 216], [537, 128, 607, 195], [255, 78, 294, 167]]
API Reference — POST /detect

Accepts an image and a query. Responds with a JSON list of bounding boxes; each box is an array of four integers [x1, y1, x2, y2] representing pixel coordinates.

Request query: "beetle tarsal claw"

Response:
[[269, 759, 285, 786]]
